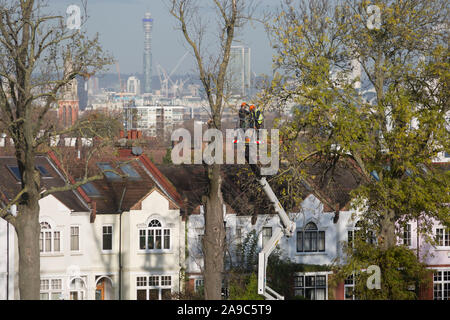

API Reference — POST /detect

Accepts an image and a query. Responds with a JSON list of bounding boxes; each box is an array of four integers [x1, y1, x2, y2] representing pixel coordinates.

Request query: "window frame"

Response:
[[69, 277, 87, 300], [194, 278, 204, 293], [39, 222, 61, 254], [80, 182, 101, 197], [435, 228, 450, 248], [119, 163, 141, 180], [402, 223, 412, 247], [344, 274, 356, 300], [97, 162, 121, 180], [433, 269, 450, 300], [40, 278, 63, 300], [348, 221, 377, 247], [293, 272, 329, 300], [136, 275, 172, 300], [102, 225, 113, 252], [138, 219, 171, 252], [36, 165, 52, 178], [6, 164, 22, 181], [70, 225, 81, 253], [262, 227, 272, 248], [296, 222, 325, 253]]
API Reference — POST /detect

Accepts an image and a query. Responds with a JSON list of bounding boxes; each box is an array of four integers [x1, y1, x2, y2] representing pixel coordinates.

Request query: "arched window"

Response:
[[69, 278, 86, 300], [68, 106, 73, 126], [296, 222, 325, 253], [139, 219, 171, 251], [62, 106, 67, 127], [40, 222, 60, 253]]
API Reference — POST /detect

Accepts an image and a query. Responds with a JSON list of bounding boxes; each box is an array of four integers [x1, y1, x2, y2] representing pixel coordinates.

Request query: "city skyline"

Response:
[[47, 0, 276, 76]]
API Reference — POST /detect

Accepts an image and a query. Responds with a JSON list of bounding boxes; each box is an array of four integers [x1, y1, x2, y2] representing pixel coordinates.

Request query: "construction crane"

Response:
[[156, 52, 189, 98]]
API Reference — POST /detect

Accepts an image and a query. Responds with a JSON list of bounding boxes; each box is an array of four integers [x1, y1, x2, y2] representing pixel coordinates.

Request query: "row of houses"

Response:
[[0, 145, 449, 300]]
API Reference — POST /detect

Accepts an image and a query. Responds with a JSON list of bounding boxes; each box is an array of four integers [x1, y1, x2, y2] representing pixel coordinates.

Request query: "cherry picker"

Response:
[[239, 134, 295, 300]]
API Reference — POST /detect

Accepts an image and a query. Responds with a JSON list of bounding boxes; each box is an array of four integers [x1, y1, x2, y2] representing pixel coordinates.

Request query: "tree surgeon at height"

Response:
[[169, 0, 258, 299]]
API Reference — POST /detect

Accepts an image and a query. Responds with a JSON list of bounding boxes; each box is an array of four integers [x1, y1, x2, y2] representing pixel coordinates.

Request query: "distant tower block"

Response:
[[142, 11, 153, 94], [58, 51, 79, 128]]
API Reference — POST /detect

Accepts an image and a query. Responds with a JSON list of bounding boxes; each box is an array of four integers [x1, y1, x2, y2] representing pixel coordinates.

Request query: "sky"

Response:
[[47, 0, 277, 76]]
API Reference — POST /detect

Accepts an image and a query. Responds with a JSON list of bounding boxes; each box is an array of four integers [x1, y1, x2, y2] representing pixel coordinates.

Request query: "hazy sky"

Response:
[[48, 0, 277, 76]]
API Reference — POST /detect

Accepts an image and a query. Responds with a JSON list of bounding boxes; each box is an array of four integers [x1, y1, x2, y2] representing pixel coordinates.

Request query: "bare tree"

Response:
[[169, 0, 257, 299], [0, 0, 114, 299]]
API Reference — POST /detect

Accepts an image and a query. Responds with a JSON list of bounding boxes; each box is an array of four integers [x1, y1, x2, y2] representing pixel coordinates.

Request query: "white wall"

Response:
[[0, 218, 17, 300]]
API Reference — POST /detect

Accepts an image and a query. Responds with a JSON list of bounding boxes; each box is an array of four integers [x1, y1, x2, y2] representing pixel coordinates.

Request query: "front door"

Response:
[[96, 280, 105, 300]]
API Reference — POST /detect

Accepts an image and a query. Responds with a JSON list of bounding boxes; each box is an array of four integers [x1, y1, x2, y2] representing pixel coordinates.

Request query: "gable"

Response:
[[131, 187, 180, 212]]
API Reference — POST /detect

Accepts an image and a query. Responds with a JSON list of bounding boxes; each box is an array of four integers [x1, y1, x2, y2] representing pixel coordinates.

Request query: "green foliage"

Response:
[[264, 0, 449, 249], [333, 241, 430, 300], [235, 230, 259, 272], [267, 249, 331, 299], [162, 148, 173, 164], [228, 273, 264, 300]]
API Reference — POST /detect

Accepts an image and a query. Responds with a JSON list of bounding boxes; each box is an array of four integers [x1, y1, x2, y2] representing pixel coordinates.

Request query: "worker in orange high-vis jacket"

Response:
[[239, 102, 250, 129]]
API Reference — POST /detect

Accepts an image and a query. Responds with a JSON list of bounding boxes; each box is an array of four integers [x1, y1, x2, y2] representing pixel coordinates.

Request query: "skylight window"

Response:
[[7, 165, 21, 181], [36, 165, 52, 178], [120, 163, 141, 179], [97, 162, 121, 180], [81, 182, 101, 197]]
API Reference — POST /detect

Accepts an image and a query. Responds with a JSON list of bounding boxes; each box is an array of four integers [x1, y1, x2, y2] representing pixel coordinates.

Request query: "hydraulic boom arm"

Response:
[[247, 160, 296, 300]]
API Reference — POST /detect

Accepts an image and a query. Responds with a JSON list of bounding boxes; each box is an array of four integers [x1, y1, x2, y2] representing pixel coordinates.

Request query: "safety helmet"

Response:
[[249, 105, 256, 111], [241, 102, 247, 107]]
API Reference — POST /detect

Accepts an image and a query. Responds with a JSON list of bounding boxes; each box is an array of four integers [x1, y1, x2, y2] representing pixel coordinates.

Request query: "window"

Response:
[[136, 275, 172, 300], [40, 222, 60, 253], [102, 225, 113, 251], [81, 182, 101, 197], [236, 228, 242, 246], [40, 279, 62, 300], [436, 228, 450, 247], [348, 221, 376, 247], [69, 278, 86, 300], [433, 270, 450, 300], [293, 273, 327, 300], [262, 227, 272, 248], [7, 165, 21, 181], [36, 165, 51, 178], [402, 224, 411, 247], [70, 226, 80, 251], [344, 274, 356, 300], [221, 279, 229, 299], [297, 222, 325, 252], [139, 219, 171, 251], [194, 279, 204, 293], [97, 162, 121, 180], [120, 163, 141, 179]]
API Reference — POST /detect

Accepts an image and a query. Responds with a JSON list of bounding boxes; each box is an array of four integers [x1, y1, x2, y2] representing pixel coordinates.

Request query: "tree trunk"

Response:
[[380, 209, 396, 250], [203, 163, 225, 300], [15, 202, 41, 300]]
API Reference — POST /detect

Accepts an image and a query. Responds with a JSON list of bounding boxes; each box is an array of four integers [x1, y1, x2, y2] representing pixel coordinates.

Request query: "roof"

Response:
[[0, 155, 89, 212], [157, 160, 365, 219], [61, 148, 183, 215]]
